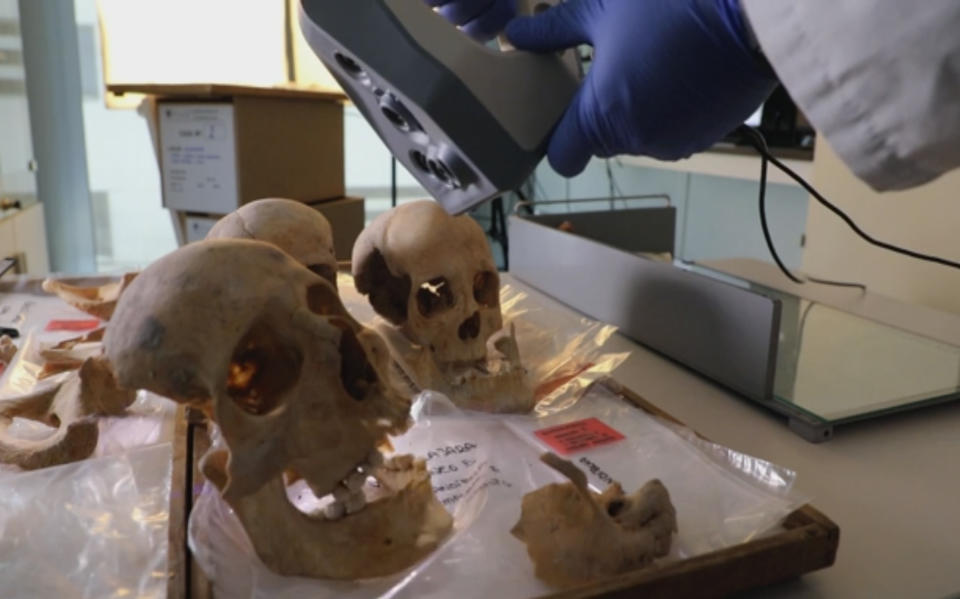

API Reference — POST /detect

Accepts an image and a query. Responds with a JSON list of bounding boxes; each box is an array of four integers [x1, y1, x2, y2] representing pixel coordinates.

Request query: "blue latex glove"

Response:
[[505, 0, 779, 176], [425, 0, 516, 42]]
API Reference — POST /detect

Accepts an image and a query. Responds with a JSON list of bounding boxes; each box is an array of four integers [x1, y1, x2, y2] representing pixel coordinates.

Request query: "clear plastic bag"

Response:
[[0, 443, 173, 598], [337, 275, 629, 413], [189, 384, 808, 599]]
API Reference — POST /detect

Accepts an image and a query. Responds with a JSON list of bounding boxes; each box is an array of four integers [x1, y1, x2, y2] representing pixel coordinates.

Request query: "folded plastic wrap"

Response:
[[338, 275, 628, 413], [190, 383, 808, 599], [0, 443, 173, 598], [0, 286, 177, 597]]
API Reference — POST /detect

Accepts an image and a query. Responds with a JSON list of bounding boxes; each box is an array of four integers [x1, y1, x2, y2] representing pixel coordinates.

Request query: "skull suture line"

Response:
[[207, 198, 339, 288], [352, 201, 531, 412], [105, 239, 451, 579]]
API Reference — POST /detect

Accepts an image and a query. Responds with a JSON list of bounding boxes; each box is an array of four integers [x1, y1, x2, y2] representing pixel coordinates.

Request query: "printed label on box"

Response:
[[534, 418, 625, 455], [46, 319, 101, 332], [159, 103, 238, 213]]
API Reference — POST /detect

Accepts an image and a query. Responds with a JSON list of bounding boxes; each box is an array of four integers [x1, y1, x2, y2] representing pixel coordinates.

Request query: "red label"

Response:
[[45, 319, 101, 332], [534, 418, 625, 455]]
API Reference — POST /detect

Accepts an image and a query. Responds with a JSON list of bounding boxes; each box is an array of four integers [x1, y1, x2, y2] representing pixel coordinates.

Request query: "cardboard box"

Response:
[[182, 196, 364, 261], [111, 84, 346, 214], [310, 196, 364, 261]]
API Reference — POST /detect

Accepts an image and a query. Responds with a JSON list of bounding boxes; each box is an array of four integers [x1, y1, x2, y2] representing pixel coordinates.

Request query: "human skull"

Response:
[[512, 454, 677, 589], [353, 201, 529, 411], [105, 239, 451, 579], [207, 198, 338, 288], [353, 201, 501, 363]]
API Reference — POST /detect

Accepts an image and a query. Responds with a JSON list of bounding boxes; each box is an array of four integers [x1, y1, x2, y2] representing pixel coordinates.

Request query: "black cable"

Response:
[[390, 157, 398, 208], [752, 132, 804, 284], [738, 126, 871, 290], [514, 187, 535, 215], [738, 125, 960, 275]]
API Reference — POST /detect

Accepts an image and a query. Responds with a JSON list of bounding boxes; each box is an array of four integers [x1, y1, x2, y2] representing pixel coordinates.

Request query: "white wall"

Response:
[[803, 141, 960, 314]]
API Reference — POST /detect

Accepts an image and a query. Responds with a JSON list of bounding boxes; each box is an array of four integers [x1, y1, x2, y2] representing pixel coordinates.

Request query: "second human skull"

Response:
[[353, 200, 503, 366]]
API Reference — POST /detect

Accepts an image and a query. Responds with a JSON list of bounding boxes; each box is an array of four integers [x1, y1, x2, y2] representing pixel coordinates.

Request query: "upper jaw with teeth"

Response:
[[378, 321, 534, 413]]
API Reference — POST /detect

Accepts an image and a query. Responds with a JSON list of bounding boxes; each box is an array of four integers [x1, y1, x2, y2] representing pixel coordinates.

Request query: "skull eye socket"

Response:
[[354, 249, 411, 326], [458, 311, 481, 341], [416, 277, 455, 318], [473, 271, 499, 308], [227, 320, 303, 416], [330, 318, 379, 401]]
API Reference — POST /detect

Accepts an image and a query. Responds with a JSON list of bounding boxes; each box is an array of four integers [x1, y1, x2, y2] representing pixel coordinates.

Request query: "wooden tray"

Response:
[[166, 381, 839, 599]]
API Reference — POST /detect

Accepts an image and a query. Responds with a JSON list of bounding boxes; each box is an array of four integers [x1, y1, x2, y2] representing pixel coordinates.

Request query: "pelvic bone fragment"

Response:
[[42, 273, 138, 321], [0, 335, 15, 367], [0, 356, 136, 470]]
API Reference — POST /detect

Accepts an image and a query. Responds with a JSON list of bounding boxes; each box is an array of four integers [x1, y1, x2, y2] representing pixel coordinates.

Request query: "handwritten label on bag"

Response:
[[423, 442, 514, 508], [534, 418, 625, 455]]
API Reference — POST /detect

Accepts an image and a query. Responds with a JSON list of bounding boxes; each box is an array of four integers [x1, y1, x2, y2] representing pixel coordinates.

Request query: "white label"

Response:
[[184, 216, 218, 243], [159, 103, 238, 213]]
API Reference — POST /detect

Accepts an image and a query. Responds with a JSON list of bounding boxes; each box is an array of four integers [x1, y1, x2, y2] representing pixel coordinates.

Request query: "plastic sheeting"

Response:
[[338, 275, 629, 413], [190, 384, 807, 599], [0, 443, 173, 599], [0, 283, 176, 598]]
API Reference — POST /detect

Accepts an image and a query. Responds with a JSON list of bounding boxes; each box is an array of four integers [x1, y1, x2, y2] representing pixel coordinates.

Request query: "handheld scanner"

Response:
[[299, 0, 580, 215]]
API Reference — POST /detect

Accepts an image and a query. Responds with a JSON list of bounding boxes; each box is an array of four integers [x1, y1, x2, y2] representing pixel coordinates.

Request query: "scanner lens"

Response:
[[334, 52, 366, 79], [382, 105, 409, 131], [411, 150, 430, 173]]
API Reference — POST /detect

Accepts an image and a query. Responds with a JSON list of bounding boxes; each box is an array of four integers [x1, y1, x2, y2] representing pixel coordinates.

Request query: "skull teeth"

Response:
[[344, 471, 367, 492], [322, 450, 384, 520], [344, 492, 366, 515], [323, 501, 346, 520]]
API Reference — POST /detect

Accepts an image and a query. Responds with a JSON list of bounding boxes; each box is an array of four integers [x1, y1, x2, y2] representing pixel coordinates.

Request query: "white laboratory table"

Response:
[[504, 273, 960, 599]]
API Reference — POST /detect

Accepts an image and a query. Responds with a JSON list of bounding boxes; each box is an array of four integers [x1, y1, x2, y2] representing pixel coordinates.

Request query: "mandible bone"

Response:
[[512, 453, 678, 589]]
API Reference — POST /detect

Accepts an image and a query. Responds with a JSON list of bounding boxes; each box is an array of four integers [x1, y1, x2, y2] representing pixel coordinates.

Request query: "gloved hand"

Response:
[[425, 0, 516, 42], [505, 0, 780, 176]]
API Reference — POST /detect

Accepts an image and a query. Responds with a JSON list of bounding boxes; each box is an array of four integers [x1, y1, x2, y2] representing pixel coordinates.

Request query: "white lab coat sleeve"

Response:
[[740, 0, 960, 191]]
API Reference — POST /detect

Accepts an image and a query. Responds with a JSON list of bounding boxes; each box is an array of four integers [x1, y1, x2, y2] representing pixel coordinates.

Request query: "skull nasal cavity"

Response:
[[417, 277, 455, 318], [332, 319, 379, 401], [458, 311, 481, 341], [227, 321, 303, 416]]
